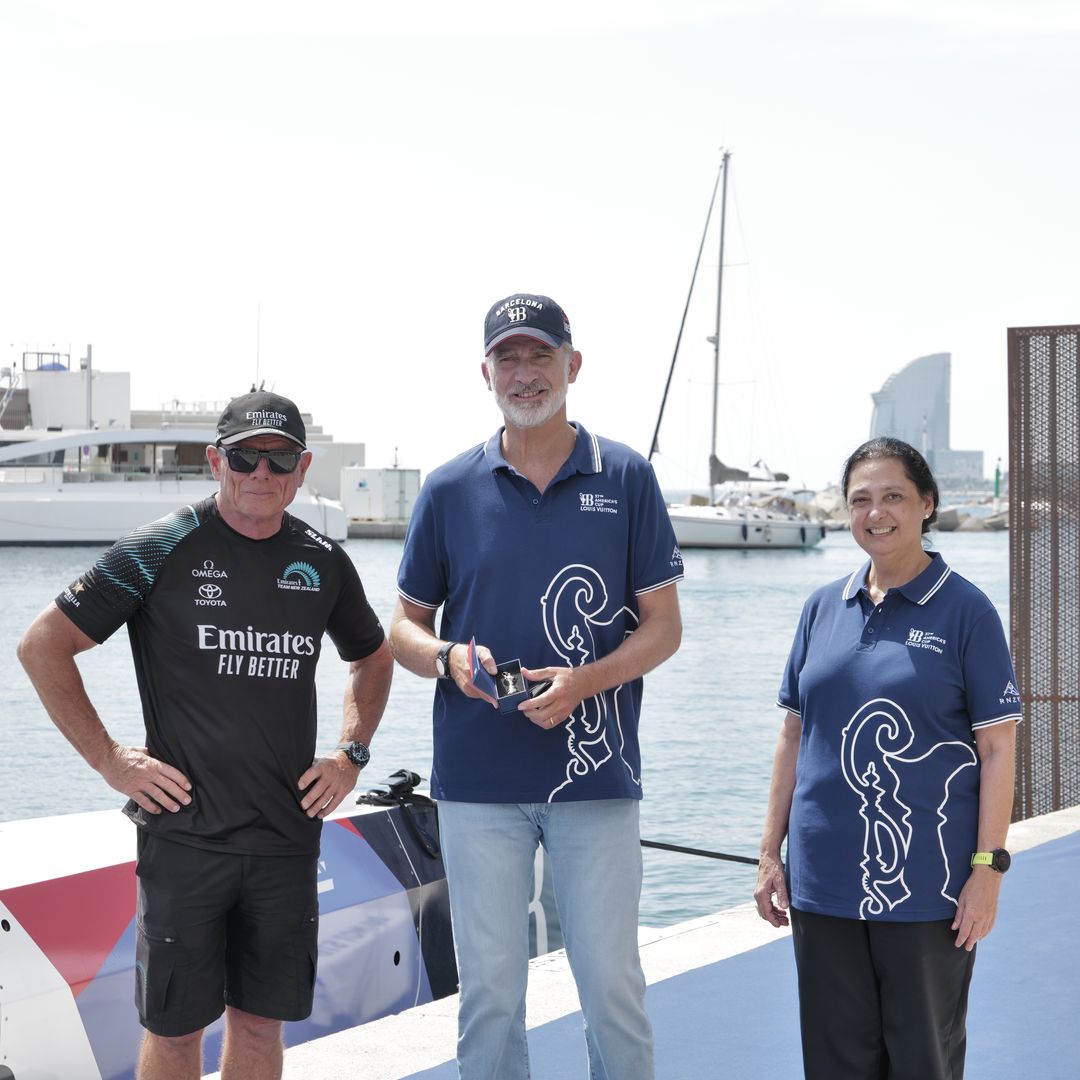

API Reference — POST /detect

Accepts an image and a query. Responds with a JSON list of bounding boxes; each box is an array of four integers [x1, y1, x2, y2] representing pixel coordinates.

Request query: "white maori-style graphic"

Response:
[[840, 698, 977, 918], [543, 564, 637, 801]]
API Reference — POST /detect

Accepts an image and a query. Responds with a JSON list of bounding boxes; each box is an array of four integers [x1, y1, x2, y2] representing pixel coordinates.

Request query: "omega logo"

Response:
[[192, 560, 229, 579]]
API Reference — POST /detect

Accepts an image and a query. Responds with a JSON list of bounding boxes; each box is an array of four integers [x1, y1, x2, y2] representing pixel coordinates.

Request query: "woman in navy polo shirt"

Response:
[[754, 437, 1020, 1080]]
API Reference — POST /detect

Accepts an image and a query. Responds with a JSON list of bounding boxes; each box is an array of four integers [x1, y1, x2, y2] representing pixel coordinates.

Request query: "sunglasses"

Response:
[[221, 447, 303, 474]]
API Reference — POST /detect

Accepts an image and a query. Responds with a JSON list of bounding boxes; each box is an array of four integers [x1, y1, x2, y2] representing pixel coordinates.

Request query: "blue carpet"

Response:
[[406, 830, 1080, 1079], [966, 831, 1080, 1077]]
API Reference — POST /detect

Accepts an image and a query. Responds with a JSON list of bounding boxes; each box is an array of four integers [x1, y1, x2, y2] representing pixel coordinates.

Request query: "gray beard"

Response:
[[495, 384, 567, 429]]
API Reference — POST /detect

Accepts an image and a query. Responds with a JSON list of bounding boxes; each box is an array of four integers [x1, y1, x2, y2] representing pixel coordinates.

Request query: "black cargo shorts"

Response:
[[134, 831, 319, 1037]]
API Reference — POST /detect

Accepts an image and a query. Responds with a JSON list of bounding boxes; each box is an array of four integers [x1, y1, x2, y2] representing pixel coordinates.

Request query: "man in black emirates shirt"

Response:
[[18, 390, 393, 1080]]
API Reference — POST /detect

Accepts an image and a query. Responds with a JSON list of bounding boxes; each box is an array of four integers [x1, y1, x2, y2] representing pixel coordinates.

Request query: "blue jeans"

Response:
[[437, 798, 653, 1080]]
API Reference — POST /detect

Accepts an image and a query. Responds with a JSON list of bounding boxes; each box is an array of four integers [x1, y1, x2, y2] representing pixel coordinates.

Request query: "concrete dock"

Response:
[[205, 805, 1080, 1079]]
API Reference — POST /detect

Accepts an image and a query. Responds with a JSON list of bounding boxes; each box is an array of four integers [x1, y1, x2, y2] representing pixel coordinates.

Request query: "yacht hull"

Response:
[[0, 477, 347, 543], [0, 803, 454, 1079], [668, 504, 825, 550]]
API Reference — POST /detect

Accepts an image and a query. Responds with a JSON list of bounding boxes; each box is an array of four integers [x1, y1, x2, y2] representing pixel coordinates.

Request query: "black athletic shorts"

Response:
[[134, 831, 319, 1037]]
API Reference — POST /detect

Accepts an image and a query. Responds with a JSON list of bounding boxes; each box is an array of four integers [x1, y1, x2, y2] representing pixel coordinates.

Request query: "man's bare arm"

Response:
[[389, 597, 498, 705], [388, 597, 441, 677], [339, 640, 395, 746], [17, 604, 192, 814], [298, 640, 395, 819]]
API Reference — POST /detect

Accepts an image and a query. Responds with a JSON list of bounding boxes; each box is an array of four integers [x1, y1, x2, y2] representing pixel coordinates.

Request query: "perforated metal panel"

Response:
[[1008, 325, 1080, 818]]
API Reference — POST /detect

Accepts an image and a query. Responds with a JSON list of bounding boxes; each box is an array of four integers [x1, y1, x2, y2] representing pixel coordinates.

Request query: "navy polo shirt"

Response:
[[778, 552, 1021, 922], [398, 422, 683, 804]]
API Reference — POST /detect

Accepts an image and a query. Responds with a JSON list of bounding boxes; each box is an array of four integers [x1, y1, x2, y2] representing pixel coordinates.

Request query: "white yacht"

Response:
[[649, 150, 824, 551], [0, 350, 352, 543], [667, 480, 827, 550]]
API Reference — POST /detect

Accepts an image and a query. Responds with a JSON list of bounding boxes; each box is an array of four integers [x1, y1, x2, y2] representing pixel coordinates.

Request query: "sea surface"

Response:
[[0, 531, 1010, 927]]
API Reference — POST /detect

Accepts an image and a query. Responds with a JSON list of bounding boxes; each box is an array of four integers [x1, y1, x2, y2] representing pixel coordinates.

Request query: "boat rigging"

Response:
[[649, 149, 824, 550]]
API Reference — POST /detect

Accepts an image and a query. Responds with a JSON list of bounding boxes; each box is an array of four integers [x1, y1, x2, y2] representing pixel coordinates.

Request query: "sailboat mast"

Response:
[[710, 148, 731, 505], [648, 164, 724, 463]]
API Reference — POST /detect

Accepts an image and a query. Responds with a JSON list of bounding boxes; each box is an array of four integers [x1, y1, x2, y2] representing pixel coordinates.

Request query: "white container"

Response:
[[342, 466, 420, 522]]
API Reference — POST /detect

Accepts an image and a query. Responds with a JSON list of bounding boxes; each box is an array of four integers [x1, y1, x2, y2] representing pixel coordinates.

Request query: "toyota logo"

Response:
[[199, 583, 223, 600]]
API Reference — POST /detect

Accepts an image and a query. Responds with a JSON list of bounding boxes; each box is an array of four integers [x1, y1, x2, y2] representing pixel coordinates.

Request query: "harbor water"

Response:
[[0, 531, 1010, 927]]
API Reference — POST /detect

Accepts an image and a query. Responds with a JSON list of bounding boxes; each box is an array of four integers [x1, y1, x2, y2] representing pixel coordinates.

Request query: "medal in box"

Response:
[[468, 638, 534, 714]]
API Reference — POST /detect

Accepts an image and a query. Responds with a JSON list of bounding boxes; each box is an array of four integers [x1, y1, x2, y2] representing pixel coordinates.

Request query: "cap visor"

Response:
[[484, 328, 564, 355], [218, 428, 306, 448]]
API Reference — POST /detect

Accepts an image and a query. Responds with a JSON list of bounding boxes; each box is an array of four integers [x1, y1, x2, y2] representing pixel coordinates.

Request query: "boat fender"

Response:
[[800, 525, 806, 543], [741, 523, 748, 541]]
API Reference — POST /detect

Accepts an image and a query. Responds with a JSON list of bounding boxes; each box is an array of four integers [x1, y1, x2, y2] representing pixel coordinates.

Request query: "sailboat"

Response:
[[649, 150, 825, 551]]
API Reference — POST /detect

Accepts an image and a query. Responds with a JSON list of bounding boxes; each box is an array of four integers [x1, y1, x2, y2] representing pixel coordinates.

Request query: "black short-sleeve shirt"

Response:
[[56, 497, 384, 855]]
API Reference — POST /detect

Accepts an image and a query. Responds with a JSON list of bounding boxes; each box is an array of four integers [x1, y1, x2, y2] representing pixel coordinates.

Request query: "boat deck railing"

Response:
[[0, 464, 216, 484]]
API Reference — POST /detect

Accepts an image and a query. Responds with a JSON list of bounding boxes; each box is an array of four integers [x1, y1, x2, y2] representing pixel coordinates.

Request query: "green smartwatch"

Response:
[[971, 848, 1011, 873]]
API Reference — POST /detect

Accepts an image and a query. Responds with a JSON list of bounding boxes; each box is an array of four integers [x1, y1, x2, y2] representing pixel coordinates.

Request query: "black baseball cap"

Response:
[[215, 391, 307, 448], [484, 293, 572, 355]]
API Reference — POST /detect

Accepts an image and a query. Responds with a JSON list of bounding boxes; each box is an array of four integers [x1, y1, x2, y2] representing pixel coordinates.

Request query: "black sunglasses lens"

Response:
[[224, 448, 300, 474], [266, 452, 300, 474], [226, 448, 260, 472]]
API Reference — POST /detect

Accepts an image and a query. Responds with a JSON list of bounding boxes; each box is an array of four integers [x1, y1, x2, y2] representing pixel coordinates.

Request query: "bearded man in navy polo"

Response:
[[390, 293, 684, 1079]]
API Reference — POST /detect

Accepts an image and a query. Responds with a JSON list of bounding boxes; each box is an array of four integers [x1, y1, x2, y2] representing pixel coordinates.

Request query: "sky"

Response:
[[2, 0, 1077, 492]]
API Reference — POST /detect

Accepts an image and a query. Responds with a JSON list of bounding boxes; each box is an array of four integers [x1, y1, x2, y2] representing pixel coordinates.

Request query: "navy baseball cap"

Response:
[[216, 391, 307, 448], [484, 294, 573, 355]]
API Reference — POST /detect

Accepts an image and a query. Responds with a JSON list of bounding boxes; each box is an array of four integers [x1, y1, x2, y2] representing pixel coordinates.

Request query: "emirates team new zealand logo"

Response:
[[277, 561, 321, 593]]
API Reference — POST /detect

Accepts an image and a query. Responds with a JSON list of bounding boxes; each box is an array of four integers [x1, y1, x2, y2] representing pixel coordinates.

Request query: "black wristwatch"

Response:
[[336, 740, 371, 770], [435, 641, 459, 679], [970, 848, 1011, 873]]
